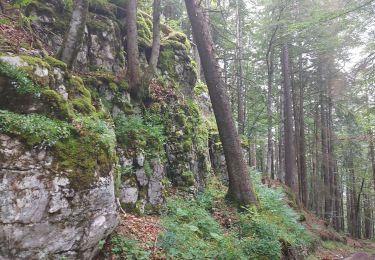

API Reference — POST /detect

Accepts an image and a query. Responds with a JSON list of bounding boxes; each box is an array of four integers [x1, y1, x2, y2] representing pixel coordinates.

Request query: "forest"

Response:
[[0, 0, 374, 259]]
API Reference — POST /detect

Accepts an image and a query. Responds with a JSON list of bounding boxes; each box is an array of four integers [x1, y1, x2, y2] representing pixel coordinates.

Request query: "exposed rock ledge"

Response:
[[0, 134, 118, 259]]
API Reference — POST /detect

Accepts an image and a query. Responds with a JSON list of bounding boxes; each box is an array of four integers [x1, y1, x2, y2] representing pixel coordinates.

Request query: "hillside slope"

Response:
[[0, 1, 374, 260]]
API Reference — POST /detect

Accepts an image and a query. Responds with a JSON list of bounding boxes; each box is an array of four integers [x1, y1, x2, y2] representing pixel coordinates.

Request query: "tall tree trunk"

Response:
[[297, 55, 308, 207], [148, 0, 162, 72], [278, 93, 285, 182], [58, 0, 89, 69], [142, 0, 162, 99], [236, 0, 244, 135], [318, 60, 331, 222], [327, 79, 335, 225], [126, 0, 141, 99], [266, 50, 274, 178], [184, 0, 257, 206], [370, 130, 375, 190], [250, 143, 257, 169], [280, 42, 299, 197], [363, 193, 373, 239]]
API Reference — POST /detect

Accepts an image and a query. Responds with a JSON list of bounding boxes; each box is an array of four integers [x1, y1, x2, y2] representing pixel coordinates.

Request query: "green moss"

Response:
[[118, 80, 128, 92], [109, 82, 118, 92], [68, 76, 91, 98], [20, 55, 51, 69], [137, 13, 153, 46], [183, 139, 192, 151], [53, 117, 116, 190], [163, 31, 191, 50], [72, 98, 96, 115], [44, 56, 67, 70], [182, 171, 195, 186], [67, 76, 97, 115], [194, 81, 208, 96], [19, 55, 51, 86], [87, 14, 113, 34], [54, 137, 98, 189], [89, 0, 117, 17], [41, 89, 74, 120], [158, 48, 177, 79]]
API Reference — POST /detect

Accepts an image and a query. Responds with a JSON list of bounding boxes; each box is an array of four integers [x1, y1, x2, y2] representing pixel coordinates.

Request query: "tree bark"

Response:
[[148, 0, 162, 72], [126, 0, 141, 99], [266, 49, 274, 178], [58, 0, 89, 69], [280, 42, 299, 197], [363, 193, 373, 239], [318, 60, 332, 222], [184, 0, 257, 206], [291, 58, 301, 203], [298, 55, 309, 207], [370, 130, 375, 190], [278, 93, 286, 182], [235, 0, 244, 135]]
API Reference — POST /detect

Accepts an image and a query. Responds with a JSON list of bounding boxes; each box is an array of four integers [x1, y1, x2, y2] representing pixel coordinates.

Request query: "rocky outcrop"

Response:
[[0, 0, 211, 257], [0, 134, 118, 259], [0, 54, 119, 259]]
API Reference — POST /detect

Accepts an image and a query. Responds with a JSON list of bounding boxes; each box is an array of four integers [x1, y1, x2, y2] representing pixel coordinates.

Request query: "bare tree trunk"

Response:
[[318, 60, 332, 222], [250, 143, 257, 169], [370, 130, 375, 190], [297, 55, 308, 207], [148, 0, 162, 71], [58, 0, 89, 69], [278, 93, 285, 182], [327, 79, 336, 225], [291, 60, 301, 202], [235, 0, 244, 135], [266, 50, 274, 178], [280, 42, 299, 197], [192, 39, 201, 81], [313, 106, 322, 216], [142, 0, 162, 99], [0, 0, 4, 14], [363, 193, 373, 239], [126, 0, 141, 99], [184, 0, 258, 206]]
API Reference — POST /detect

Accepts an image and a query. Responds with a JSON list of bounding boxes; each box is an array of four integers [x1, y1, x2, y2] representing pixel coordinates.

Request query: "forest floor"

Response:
[[98, 178, 375, 259], [98, 177, 375, 260], [101, 211, 375, 260]]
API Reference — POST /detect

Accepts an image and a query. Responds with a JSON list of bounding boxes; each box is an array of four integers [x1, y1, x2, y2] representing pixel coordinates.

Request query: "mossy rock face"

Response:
[[41, 89, 73, 120], [0, 54, 117, 191], [136, 13, 153, 47], [162, 31, 192, 51], [53, 134, 113, 190]]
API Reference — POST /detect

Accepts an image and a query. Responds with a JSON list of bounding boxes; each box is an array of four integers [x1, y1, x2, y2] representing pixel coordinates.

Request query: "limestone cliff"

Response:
[[0, 1, 214, 259]]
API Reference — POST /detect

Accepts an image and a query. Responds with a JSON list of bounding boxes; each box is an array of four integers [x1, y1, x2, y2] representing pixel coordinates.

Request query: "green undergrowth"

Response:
[[114, 113, 165, 158], [0, 60, 41, 96], [0, 110, 72, 146], [157, 174, 318, 259], [110, 234, 150, 260]]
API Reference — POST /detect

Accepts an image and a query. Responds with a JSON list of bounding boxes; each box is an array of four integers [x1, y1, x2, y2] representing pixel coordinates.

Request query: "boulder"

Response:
[[0, 134, 118, 259]]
